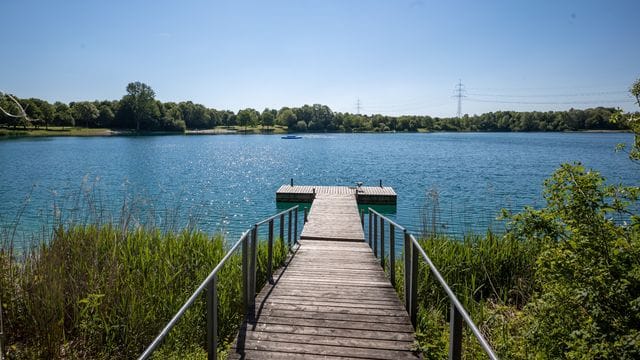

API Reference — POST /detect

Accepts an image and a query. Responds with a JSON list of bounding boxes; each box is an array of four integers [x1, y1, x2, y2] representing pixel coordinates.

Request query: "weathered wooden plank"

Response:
[[250, 315, 415, 333], [231, 340, 418, 359], [243, 332, 414, 351], [245, 322, 415, 341]]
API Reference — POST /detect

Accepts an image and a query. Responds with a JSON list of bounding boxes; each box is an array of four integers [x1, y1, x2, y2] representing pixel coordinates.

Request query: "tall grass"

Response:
[[0, 224, 289, 359], [388, 232, 539, 359]]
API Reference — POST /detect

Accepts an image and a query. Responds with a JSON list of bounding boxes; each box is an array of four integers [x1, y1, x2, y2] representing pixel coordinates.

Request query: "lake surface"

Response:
[[0, 132, 636, 244]]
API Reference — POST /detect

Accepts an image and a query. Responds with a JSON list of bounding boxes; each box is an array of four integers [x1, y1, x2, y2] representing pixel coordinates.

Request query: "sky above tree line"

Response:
[[2, 0, 638, 117]]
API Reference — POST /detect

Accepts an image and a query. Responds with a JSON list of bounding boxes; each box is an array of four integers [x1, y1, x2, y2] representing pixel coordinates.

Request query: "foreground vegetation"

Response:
[[0, 225, 289, 359]]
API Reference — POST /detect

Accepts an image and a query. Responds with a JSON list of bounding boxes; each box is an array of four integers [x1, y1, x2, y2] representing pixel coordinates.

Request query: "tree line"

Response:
[[0, 82, 634, 133]]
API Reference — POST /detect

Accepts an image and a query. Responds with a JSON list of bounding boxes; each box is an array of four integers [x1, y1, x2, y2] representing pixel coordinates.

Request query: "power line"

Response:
[[466, 98, 634, 105], [453, 80, 466, 118], [356, 98, 361, 114], [467, 90, 629, 98]]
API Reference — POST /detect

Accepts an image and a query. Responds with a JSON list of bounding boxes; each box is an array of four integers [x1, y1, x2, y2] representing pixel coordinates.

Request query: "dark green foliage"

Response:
[[396, 162, 639, 359], [507, 163, 640, 358]]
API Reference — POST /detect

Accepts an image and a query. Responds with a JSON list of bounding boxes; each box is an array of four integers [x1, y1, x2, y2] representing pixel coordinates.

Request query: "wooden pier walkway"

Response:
[[230, 190, 418, 359]]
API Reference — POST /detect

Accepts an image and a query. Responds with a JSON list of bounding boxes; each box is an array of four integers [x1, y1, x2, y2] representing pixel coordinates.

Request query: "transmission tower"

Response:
[[454, 80, 466, 118], [356, 98, 361, 114]]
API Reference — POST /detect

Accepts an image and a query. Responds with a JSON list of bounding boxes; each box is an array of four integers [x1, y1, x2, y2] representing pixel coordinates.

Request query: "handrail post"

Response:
[[206, 275, 218, 360], [449, 304, 463, 360], [287, 211, 292, 248], [368, 209, 372, 247], [294, 207, 298, 244], [268, 219, 274, 283], [242, 233, 249, 311], [403, 230, 410, 312], [373, 213, 378, 257], [410, 240, 419, 327], [389, 223, 395, 286], [280, 214, 285, 242], [249, 225, 258, 312], [380, 218, 385, 269]]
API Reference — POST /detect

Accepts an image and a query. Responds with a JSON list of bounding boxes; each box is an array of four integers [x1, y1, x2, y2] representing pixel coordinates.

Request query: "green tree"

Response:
[[276, 108, 297, 128], [121, 82, 158, 131], [261, 108, 275, 131], [53, 102, 75, 128], [72, 102, 99, 128], [237, 108, 257, 132], [96, 104, 115, 128]]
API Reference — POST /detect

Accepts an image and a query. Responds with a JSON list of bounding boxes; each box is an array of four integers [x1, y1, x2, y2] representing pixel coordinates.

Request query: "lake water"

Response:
[[0, 132, 636, 244]]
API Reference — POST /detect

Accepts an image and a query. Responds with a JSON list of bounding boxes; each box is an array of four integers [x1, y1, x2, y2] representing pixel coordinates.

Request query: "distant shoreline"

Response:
[[0, 127, 631, 139]]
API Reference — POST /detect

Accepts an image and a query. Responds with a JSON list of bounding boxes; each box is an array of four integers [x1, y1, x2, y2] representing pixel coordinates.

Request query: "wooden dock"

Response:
[[300, 193, 364, 242], [276, 185, 397, 205], [230, 189, 418, 359]]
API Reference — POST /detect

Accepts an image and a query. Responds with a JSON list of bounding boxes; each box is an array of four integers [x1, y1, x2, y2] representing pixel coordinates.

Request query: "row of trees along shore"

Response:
[[1, 82, 636, 133]]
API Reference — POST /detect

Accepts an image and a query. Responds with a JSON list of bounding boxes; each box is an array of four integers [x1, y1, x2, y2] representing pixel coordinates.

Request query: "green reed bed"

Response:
[[0, 225, 289, 359], [387, 231, 539, 359]]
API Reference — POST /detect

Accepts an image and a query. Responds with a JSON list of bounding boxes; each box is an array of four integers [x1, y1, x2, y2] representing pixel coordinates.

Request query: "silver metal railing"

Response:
[[365, 208, 499, 360], [138, 205, 299, 360]]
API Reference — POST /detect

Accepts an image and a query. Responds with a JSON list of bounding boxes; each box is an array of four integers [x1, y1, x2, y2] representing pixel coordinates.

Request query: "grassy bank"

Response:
[[0, 127, 114, 138], [0, 225, 289, 359], [0, 125, 291, 139]]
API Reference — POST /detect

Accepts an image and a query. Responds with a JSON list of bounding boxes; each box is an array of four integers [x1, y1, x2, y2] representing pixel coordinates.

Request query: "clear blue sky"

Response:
[[2, 0, 638, 117]]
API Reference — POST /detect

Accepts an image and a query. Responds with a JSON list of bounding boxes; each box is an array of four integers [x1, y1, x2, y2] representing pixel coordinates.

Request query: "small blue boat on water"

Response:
[[281, 135, 303, 139]]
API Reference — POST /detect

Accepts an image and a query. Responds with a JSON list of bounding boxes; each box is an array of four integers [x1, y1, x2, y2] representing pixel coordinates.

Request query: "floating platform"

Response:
[[276, 185, 397, 205]]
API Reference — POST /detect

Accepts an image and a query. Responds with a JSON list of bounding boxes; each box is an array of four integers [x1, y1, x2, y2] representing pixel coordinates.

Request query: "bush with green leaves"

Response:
[[508, 163, 640, 359]]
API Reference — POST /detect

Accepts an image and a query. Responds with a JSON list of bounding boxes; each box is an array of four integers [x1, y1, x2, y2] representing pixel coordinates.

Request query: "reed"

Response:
[[389, 231, 539, 359], [0, 224, 289, 359]]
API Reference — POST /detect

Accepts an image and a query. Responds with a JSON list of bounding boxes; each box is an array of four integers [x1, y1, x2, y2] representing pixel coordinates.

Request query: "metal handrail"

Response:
[[367, 208, 498, 360], [138, 205, 299, 360]]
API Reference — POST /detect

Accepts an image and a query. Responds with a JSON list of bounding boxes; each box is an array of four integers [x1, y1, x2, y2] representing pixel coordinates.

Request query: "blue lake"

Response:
[[0, 132, 636, 244]]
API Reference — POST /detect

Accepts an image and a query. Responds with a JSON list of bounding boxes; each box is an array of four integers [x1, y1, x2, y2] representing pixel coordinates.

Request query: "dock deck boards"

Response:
[[300, 193, 364, 242], [230, 190, 418, 359]]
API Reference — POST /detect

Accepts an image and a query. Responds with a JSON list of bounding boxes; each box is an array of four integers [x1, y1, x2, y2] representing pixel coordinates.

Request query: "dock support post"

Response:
[[206, 275, 218, 360], [290, 178, 293, 186], [403, 230, 410, 312], [304, 207, 308, 223], [390, 224, 396, 287], [280, 214, 285, 242], [449, 304, 463, 360], [267, 219, 274, 283], [287, 211, 292, 248], [373, 213, 378, 257], [250, 226, 258, 311], [368, 210, 372, 247], [380, 218, 385, 269], [360, 209, 364, 229], [294, 207, 298, 244], [410, 239, 419, 327], [242, 233, 249, 311]]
